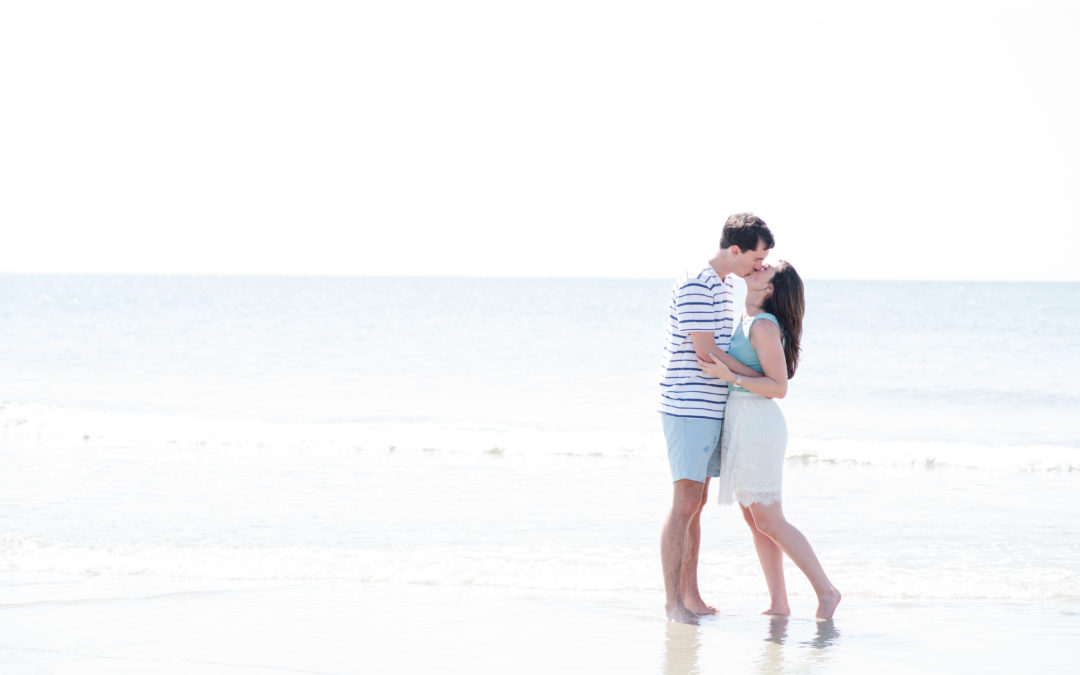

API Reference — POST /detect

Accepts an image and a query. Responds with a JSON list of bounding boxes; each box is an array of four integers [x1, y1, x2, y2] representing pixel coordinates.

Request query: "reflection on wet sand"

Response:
[[802, 619, 841, 672], [756, 615, 789, 672], [662, 614, 841, 674], [757, 616, 840, 673], [805, 619, 840, 649], [663, 621, 701, 675], [766, 615, 790, 644]]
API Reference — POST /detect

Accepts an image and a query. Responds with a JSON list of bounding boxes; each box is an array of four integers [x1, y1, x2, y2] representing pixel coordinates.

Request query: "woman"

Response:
[[699, 260, 841, 620]]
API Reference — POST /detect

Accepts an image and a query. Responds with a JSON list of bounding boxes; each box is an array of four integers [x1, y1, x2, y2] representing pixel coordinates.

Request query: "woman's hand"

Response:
[[698, 352, 734, 382]]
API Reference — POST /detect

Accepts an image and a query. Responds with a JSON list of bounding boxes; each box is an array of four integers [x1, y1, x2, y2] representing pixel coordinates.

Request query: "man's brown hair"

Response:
[[719, 213, 775, 252]]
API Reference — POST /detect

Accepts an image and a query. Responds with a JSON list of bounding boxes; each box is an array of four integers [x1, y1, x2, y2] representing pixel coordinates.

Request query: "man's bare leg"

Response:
[[661, 479, 708, 622], [680, 479, 718, 614], [740, 504, 789, 615], [747, 501, 841, 620]]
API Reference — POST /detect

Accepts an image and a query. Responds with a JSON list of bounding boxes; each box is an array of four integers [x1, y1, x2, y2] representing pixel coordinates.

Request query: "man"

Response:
[[659, 213, 774, 622]]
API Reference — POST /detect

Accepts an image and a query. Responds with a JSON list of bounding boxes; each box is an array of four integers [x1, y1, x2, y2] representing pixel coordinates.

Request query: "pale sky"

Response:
[[1, 1, 1077, 280]]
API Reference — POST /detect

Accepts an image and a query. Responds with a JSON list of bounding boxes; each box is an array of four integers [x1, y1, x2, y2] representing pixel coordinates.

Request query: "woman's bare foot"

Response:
[[762, 605, 790, 616], [816, 587, 841, 620]]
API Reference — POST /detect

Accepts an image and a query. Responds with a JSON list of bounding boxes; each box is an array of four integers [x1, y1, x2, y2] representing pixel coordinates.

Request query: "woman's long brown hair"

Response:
[[761, 260, 805, 378]]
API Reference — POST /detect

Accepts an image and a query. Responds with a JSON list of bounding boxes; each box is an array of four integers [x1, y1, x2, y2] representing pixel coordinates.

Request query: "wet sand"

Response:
[[1, 575, 1077, 674]]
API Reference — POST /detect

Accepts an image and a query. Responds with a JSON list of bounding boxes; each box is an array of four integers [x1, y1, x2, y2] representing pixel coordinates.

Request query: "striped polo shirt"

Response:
[[658, 265, 736, 419]]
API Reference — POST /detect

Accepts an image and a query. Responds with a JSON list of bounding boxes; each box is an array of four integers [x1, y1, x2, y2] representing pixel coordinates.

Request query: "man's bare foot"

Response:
[[682, 592, 719, 615], [683, 599, 719, 616], [762, 605, 791, 616], [816, 587, 841, 620], [666, 602, 700, 623]]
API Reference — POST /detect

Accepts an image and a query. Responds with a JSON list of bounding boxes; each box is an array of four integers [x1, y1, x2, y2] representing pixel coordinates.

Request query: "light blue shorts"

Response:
[[661, 413, 723, 483]]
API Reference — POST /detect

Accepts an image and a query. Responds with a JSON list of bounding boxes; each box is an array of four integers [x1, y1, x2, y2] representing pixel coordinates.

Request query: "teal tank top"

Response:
[[727, 312, 781, 392]]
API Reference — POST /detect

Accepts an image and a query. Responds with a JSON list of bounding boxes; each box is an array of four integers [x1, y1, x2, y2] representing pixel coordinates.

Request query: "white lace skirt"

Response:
[[717, 390, 788, 506]]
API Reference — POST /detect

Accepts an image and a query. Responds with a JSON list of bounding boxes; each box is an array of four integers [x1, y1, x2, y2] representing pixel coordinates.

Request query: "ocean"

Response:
[[1, 274, 1078, 673]]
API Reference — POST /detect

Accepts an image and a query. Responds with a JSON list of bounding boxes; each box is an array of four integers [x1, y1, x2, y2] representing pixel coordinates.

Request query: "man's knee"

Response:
[[669, 499, 699, 523], [696, 488, 710, 512], [671, 481, 706, 521]]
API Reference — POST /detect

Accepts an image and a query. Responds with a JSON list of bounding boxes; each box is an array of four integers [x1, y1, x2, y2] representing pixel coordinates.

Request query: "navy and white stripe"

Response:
[[658, 265, 735, 420]]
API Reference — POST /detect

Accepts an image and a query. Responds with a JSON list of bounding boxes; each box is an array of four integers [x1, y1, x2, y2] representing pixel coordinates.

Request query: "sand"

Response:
[[2, 574, 1077, 674]]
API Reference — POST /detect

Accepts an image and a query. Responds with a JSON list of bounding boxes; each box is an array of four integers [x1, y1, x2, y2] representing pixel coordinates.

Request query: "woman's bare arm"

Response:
[[697, 319, 788, 398], [689, 331, 763, 378]]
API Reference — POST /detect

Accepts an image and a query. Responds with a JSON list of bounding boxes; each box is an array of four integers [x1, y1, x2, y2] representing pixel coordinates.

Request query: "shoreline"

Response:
[[2, 576, 1077, 674]]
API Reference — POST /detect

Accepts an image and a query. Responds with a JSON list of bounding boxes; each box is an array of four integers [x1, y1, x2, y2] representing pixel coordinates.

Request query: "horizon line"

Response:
[[1, 271, 1077, 283]]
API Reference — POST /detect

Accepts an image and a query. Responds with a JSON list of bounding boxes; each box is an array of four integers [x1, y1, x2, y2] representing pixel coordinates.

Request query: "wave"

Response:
[[855, 385, 1080, 410], [2, 534, 1076, 604], [2, 400, 1078, 473]]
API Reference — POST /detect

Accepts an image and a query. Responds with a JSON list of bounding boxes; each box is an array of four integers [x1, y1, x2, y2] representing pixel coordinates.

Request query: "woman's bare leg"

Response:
[[740, 504, 789, 615], [747, 501, 841, 619]]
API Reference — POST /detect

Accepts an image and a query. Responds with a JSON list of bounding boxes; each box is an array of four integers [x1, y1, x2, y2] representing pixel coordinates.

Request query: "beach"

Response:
[[2, 275, 1079, 672], [2, 414, 1079, 673], [3, 581, 1076, 674]]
